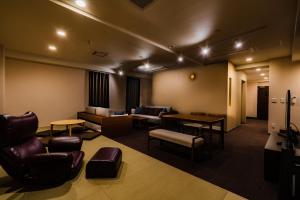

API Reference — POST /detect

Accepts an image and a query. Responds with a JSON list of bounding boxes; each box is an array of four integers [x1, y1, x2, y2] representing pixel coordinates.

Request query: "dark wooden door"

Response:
[[257, 86, 269, 120]]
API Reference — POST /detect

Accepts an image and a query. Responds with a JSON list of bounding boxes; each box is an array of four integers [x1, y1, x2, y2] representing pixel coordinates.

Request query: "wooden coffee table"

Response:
[[50, 119, 85, 136], [132, 116, 148, 129]]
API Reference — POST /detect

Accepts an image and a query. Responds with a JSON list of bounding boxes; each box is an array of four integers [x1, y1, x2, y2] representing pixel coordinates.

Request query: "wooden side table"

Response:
[[50, 119, 85, 136]]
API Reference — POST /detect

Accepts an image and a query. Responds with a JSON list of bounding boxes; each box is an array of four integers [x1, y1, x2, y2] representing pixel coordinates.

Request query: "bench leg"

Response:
[[191, 144, 195, 161], [148, 136, 151, 152]]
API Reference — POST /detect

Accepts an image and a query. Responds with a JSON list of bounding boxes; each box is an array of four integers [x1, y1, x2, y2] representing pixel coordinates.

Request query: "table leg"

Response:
[[221, 119, 225, 149], [50, 124, 54, 136], [209, 123, 213, 156], [69, 125, 72, 136]]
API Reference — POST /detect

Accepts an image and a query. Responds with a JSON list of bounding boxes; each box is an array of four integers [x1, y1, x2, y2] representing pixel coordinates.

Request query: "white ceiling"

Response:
[[0, 0, 298, 73]]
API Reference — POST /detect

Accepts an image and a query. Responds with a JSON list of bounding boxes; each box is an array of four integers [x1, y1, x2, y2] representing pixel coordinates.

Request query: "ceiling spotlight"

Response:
[[75, 0, 86, 7], [201, 46, 210, 56], [56, 29, 66, 37], [118, 70, 124, 76], [177, 55, 184, 62], [246, 57, 253, 62], [256, 68, 261, 71], [48, 45, 57, 51], [144, 62, 150, 69], [264, 77, 268, 80], [260, 73, 265, 76], [234, 41, 243, 49]]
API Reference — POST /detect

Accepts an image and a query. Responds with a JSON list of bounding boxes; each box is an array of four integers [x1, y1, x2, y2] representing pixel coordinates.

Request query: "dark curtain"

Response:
[[126, 77, 140, 113], [89, 71, 109, 108]]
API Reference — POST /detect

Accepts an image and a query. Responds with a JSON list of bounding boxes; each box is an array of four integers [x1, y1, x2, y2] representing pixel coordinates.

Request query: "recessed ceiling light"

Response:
[[75, 0, 86, 8], [246, 57, 253, 62], [256, 68, 261, 71], [201, 46, 210, 56], [260, 73, 265, 76], [234, 41, 243, 49], [48, 45, 57, 51], [177, 55, 184, 62], [118, 70, 124, 76], [264, 77, 268, 80], [144, 62, 150, 69], [56, 29, 66, 37]]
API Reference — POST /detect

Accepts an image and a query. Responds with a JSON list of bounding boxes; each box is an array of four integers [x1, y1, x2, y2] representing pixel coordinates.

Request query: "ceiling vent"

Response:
[[131, 0, 153, 9], [92, 51, 108, 58]]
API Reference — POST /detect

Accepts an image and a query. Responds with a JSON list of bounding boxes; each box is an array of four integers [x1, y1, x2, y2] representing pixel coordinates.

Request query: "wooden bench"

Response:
[[148, 129, 204, 160]]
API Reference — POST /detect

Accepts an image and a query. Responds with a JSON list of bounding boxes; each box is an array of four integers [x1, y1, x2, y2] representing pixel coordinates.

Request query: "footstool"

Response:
[[86, 147, 122, 178]]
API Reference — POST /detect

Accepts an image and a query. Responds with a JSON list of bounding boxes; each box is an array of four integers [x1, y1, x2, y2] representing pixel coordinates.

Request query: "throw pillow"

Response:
[[135, 107, 143, 114]]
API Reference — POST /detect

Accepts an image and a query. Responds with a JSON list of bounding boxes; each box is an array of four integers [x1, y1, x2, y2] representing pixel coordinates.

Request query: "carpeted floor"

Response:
[[110, 119, 277, 200]]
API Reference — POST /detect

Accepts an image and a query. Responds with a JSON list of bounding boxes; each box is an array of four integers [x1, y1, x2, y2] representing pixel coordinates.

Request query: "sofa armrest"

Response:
[[27, 153, 73, 183], [160, 110, 179, 117], [48, 136, 83, 152]]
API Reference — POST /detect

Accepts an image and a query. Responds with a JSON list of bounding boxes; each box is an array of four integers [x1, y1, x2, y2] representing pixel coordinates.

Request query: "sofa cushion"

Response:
[[113, 111, 125, 115], [86, 107, 97, 115], [135, 107, 143, 114], [131, 114, 160, 120], [152, 108, 163, 116], [96, 107, 110, 117], [145, 106, 172, 112]]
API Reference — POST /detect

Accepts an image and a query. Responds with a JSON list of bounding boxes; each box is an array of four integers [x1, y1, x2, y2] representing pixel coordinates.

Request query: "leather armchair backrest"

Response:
[[0, 112, 38, 147], [0, 112, 46, 180]]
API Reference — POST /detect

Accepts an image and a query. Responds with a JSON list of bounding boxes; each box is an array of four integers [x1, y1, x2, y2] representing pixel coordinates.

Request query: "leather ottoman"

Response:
[[86, 147, 122, 178]]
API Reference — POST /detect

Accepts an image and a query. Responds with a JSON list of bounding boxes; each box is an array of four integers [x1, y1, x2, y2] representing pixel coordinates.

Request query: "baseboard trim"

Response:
[[246, 117, 257, 119]]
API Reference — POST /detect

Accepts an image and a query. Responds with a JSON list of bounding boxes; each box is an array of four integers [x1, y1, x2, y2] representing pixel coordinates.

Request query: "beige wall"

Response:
[[269, 57, 300, 133], [140, 78, 152, 106], [152, 63, 228, 115], [5, 58, 86, 127], [246, 82, 269, 118], [227, 62, 247, 131], [0, 45, 4, 113]]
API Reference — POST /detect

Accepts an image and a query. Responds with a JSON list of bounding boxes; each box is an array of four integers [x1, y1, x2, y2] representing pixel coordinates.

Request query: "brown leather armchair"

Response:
[[0, 112, 84, 185]]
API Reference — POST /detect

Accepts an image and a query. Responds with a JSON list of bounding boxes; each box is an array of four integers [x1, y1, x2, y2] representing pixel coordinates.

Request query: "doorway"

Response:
[[257, 86, 269, 120], [241, 80, 246, 123]]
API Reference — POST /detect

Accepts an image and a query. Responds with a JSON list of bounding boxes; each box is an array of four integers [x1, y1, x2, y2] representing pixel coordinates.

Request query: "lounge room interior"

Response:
[[0, 0, 300, 200]]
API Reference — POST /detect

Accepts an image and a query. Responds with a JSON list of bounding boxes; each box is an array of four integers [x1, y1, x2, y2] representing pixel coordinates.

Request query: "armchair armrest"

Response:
[[48, 136, 83, 152], [27, 153, 73, 184]]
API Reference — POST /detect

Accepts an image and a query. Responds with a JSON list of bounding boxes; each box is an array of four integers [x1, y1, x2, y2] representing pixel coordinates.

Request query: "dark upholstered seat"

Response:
[[0, 112, 85, 185], [86, 147, 122, 178]]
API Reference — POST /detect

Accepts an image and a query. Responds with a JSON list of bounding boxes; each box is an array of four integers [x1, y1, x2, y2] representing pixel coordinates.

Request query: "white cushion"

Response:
[[110, 114, 129, 117], [95, 107, 111, 117], [86, 106, 97, 114], [144, 106, 171, 112], [182, 122, 203, 128], [131, 114, 160, 120], [149, 129, 204, 148], [202, 125, 221, 131]]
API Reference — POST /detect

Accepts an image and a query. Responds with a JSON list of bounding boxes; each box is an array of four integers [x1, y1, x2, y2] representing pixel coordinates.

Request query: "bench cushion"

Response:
[[149, 129, 204, 148]]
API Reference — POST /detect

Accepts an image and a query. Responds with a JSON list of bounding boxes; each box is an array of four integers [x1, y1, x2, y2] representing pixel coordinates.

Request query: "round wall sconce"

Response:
[[189, 72, 196, 81]]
